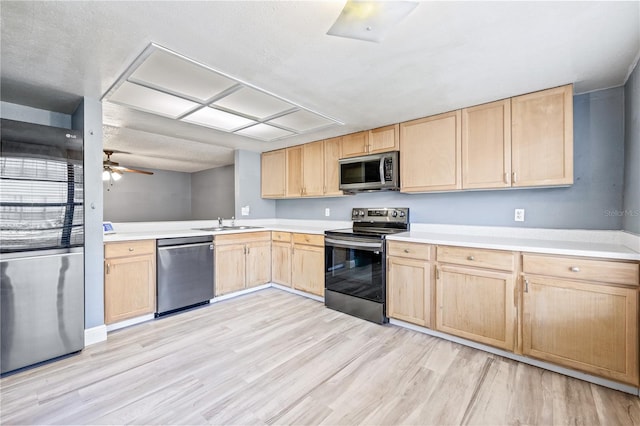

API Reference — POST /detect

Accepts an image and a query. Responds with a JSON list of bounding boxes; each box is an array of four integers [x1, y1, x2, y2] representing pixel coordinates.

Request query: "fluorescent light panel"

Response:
[[103, 44, 342, 141]]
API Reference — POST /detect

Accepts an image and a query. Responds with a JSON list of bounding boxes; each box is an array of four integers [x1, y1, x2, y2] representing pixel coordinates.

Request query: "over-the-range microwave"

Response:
[[339, 151, 399, 193]]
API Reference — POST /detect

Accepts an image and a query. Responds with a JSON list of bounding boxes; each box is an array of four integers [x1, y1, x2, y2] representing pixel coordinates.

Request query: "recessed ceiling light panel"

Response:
[[182, 107, 256, 131], [213, 87, 295, 120], [235, 123, 294, 141], [102, 43, 343, 141], [268, 109, 336, 132], [129, 49, 238, 102], [109, 81, 199, 118]]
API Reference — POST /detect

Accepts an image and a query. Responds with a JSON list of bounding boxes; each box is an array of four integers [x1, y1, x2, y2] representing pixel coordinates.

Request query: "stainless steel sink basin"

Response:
[[193, 225, 263, 232]]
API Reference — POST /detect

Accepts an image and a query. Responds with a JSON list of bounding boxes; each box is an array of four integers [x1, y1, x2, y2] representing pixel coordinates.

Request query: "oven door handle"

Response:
[[325, 238, 383, 251]]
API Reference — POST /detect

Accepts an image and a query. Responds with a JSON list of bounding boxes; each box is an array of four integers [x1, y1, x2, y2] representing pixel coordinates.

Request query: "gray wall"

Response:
[[103, 169, 192, 222], [235, 150, 276, 219], [623, 61, 640, 234], [191, 165, 235, 220], [276, 87, 627, 230], [72, 98, 104, 330]]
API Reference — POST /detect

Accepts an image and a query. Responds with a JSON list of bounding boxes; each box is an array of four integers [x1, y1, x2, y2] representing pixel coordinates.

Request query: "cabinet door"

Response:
[[369, 124, 399, 154], [323, 136, 343, 196], [400, 110, 462, 192], [302, 141, 324, 197], [462, 100, 511, 189], [511, 84, 573, 187], [272, 241, 292, 287], [215, 244, 246, 296], [292, 244, 325, 297], [341, 131, 369, 158], [522, 275, 638, 385], [436, 265, 515, 351], [285, 146, 303, 197], [104, 254, 155, 324], [387, 256, 432, 327], [246, 240, 271, 288], [261, 150, 286, 198]]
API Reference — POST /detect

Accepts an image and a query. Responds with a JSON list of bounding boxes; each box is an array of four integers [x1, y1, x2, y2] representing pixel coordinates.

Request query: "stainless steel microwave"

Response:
[[339, 151, 399, 192]]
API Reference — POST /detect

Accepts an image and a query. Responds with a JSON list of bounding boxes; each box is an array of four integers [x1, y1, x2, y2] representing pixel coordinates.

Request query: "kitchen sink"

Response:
[[194, 226, 263, 232]]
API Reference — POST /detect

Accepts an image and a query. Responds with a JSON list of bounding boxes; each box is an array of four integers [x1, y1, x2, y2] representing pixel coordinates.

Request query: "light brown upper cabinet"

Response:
[[287, 141, 326, 198], [285, 145, 303, 197], [340, 131, 370, 158], [323, 136, 343, 196], [261, 149, 286, 198], [400, 110, 462, 192], [462, 100, 511, 189], [341, 126, 399, 159], [511, 84, 573, 187]]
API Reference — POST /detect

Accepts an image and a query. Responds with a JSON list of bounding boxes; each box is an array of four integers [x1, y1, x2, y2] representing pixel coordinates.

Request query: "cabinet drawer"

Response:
[[523, 254, 639, 286], [437, 245, 515, 271], [272, 231, 292, 242], [105, 240, 155, 258], [293, 233, 324, 246], [387, 241, 430, 260], [215, 231, 271, 245]]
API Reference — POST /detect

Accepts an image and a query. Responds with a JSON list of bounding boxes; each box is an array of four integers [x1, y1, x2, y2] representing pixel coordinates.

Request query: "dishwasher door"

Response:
[[156, 239, 214, 315]]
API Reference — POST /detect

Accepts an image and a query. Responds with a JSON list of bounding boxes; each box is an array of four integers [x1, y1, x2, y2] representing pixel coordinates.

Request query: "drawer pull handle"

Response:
[[128, 248, 134, 252], [570, 266, 580, 272], [404, 249, 410, 253], [467, 256, 475, 261]]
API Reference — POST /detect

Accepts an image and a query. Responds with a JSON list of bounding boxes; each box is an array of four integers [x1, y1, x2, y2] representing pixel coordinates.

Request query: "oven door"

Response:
[[324, 236, 385, 302]]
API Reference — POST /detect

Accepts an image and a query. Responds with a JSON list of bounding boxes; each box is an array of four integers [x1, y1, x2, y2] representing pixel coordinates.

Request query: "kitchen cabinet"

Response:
[[436, 246, 517, 351], [292, 233, 324, 297], [323, 136, 343, 196], [285, 145, 303, 198], [511, 84, 573, 187], [340, 125, 399, 159], [387, 241, 433, 328], [104, 240, 156, 324], [522, 253, 639, 385], [214, 232, 271, 296], [340, 131, 370, 158], [261, 149, 286, 198], [271, 231, 292, 287], [462, 99, 511, 189], [400, 110, 462, 192], [302, 140, 325, 197]]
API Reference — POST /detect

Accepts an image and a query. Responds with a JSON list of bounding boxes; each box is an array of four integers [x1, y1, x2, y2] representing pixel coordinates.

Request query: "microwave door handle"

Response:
[[379, 157, 385, 184]]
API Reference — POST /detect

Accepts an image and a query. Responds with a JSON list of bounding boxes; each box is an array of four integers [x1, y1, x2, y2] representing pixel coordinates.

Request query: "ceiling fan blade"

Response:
[[111, 165, 154, 175]]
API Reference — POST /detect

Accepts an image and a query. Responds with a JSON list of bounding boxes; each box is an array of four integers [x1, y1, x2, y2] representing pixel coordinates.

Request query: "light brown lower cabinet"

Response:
[[104, 240, 156, 325], [292, 233, 324, 297], [387, 256, 432, 328], [436, 264, 516, 352], [522, 274, 639, 386], [272, 232, 292, 287], [214, 232, 271, 296]]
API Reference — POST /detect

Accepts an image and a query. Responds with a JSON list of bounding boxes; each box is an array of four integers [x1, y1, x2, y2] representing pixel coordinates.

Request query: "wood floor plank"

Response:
[[1, 288, 637, 425]]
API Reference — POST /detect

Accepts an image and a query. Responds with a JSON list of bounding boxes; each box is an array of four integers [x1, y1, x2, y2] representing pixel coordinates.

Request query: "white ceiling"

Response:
[[1, 1, 639, 173]]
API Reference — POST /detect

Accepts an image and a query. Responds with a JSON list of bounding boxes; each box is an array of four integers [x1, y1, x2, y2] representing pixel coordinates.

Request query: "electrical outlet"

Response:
[[514, 208, 525, 222], [325, 208, 330, 217]]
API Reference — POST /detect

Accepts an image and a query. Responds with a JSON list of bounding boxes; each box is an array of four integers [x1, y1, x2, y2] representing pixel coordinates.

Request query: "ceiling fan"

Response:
[[103, 150, 153, 182]]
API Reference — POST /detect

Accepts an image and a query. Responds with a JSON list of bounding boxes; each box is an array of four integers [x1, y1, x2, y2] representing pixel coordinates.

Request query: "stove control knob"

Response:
[[359, 210, 365, 216], [391, 210, 398, 217], [399, 211, 406, 217]]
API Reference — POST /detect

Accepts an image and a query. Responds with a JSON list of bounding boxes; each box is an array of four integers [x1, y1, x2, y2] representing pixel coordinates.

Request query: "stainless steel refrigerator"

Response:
[[1, 119, 84, 374]]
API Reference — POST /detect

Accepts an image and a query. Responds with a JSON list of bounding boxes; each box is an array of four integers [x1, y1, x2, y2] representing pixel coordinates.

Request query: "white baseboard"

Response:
[[84, 324, 107, 346], [106, 313, 155, 332], [389, 318, 639, 396], [210, 283, 272, 303], [271, 283, 324, 302]]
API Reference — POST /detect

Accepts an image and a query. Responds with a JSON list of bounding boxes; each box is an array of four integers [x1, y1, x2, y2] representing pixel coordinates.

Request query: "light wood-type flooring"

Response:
[[1, 288, 639, 425]]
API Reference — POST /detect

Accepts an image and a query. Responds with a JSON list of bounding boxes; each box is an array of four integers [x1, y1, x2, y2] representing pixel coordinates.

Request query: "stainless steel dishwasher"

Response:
[[156, 235, 214, 316]]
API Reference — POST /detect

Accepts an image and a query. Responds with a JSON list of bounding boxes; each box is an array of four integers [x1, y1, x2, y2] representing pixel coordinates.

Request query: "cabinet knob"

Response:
[[570, 266, 580, 272], [128, 247, 134, 252], [404, 249, 410, 253], [467, 255, 475, 261]]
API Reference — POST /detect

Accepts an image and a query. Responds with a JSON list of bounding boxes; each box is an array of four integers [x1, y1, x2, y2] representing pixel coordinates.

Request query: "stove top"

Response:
[[325, 208, 409, 239]]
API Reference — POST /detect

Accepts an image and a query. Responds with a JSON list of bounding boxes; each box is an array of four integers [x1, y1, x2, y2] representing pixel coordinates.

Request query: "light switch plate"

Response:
[[241, 206, 250, 216]]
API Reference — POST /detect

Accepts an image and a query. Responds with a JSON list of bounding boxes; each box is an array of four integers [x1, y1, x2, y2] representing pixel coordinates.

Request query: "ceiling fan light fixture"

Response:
[[102, 169, 111, 181], [327, 1, 419, 43], [111, 171, 123, 181]]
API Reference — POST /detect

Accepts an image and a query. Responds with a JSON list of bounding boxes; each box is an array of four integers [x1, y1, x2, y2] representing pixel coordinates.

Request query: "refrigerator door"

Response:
[[1, 250, 84, 373]]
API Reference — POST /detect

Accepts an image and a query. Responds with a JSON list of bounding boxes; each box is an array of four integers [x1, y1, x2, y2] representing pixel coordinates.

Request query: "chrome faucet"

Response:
[[217, 217, 223, 227], [231, 216, 235, 227]]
